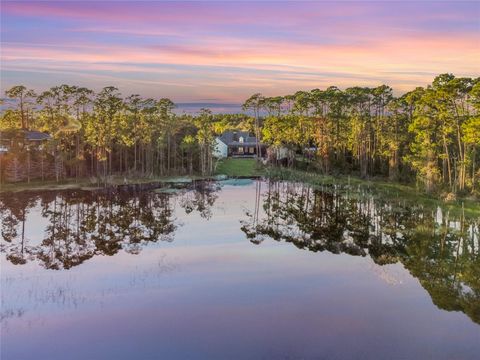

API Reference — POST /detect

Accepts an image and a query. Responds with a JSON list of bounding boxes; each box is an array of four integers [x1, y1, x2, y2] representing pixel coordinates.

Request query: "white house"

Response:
[[213, 136, 229, 158], [213, 131, 266, 158]]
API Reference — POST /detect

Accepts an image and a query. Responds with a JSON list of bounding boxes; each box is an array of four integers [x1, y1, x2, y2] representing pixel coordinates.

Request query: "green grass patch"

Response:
[[214, 158, 265, 177]]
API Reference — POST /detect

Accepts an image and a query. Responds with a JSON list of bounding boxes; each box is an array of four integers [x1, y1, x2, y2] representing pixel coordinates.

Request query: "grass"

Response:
[[2, 162, 479, 218], [214, 158, 265, 177], [265, 167, 480, 217], [0, 174, 209, 193], [0, 178, 95, 193]]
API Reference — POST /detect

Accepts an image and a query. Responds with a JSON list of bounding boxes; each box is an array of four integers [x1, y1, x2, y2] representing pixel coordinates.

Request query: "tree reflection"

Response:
[[179, 181, 220, 219], [2, 180, 478, 325], [1, 182, 222, 270], [1, 187, 178, 270], [241, 181, 480, 324], [0, 192, 38, 265]]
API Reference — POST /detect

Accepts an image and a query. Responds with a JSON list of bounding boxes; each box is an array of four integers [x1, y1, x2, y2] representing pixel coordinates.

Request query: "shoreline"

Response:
[[0, 175, 213, 194], [265, 167, 480, 216], [1, 168, 478, 215], [0, 174, 265, 194]]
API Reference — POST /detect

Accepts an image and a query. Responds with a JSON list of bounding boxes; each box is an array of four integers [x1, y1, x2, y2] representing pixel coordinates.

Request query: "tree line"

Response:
[[1, 73, 479, 195], [1, 85, 253, 182], [246, 73, 480, 195]]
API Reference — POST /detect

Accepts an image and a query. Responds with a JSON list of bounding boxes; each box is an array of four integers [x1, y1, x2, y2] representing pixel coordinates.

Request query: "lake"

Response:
[[1, 179, 479, 359]]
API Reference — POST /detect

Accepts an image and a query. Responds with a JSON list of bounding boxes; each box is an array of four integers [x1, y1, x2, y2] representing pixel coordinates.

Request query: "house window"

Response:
[[249, 147, 254, 153], [238, 147, 244, 154], [239, 136, 244, 143]]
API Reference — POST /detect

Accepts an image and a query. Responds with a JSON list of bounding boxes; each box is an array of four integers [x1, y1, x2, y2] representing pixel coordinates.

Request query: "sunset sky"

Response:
[[1, 0, 479, 102]]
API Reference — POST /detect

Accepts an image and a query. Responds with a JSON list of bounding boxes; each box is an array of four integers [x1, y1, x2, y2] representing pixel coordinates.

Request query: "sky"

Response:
[[1, 0, 479, 103]]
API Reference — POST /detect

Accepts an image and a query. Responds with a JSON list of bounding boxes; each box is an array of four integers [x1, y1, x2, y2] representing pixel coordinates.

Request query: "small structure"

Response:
[[0, 129, 52, 153], [214, 131, 266, 158], [0, 129, 55, 183], [267, 145, 296, 166]]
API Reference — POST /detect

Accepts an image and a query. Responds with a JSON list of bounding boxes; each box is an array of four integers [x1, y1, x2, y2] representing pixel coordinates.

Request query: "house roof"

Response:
[[217, 131, 263, 146], [25, 130, 52, 141], [228, 141, 266, 147], [0, 129, 52, 141]]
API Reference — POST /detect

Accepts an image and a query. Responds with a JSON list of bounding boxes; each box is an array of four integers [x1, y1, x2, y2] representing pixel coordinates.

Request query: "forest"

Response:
[[1, 73, 479, 196]]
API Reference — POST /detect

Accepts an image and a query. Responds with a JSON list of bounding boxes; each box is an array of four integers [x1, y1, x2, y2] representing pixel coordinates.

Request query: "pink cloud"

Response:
[[2, 1, 479, 100]]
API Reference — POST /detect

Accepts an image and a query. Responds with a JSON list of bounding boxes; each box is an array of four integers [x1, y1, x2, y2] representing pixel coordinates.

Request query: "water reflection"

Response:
[[1, 179, 479, 328], [241, 181, 480, 325], [0, 182, 218, 270]]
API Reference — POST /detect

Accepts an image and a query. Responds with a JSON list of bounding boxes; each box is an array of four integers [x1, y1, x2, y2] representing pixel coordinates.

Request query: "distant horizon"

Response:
[[2, 1, 479, 102], [0, 72, 474, 108], [0, 96, 246, 114]]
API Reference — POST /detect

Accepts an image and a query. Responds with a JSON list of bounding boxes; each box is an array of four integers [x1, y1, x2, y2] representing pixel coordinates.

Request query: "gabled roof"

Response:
[[218, 130, 249, 145]]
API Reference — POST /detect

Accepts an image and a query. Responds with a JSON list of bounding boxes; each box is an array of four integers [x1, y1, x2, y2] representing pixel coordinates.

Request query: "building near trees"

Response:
[[0, 129, 54, 183], [214, 131, 266, 158], [0, 129, 52, 153]]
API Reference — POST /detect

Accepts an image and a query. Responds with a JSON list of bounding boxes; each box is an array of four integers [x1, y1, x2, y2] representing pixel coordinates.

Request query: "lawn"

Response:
[[214, 158, 264, 177]]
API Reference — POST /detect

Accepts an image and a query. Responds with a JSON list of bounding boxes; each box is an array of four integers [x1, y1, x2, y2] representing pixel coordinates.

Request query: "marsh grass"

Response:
[[0, 175, 207, 193], [265, 167, 480, 217], [2, 164, 478, 218]]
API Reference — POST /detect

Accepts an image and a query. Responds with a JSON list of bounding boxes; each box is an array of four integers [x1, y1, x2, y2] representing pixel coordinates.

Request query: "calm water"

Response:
[[1, 180, 479, 360], [174, 102, 243, 115]]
